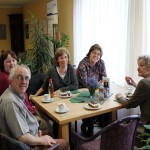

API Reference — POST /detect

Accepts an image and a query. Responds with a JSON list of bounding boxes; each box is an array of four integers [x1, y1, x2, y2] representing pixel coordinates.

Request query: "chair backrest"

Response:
[[100, 115, 140, 150], [26, 73, 46, 95]]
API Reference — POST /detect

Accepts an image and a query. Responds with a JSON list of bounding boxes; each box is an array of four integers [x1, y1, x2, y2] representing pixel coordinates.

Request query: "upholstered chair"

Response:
[[71, 115, 140, 150]]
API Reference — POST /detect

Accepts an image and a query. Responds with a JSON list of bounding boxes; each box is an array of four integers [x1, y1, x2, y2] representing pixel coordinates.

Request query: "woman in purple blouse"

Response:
[[77, 44, 107, 88], [77, 44, 109, 136]]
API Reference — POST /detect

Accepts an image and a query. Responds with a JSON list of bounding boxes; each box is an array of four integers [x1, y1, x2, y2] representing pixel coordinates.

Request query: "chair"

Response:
[[0, 132, 59, 150], [71, 115, 140, 150], [26, 73, 46, 96]]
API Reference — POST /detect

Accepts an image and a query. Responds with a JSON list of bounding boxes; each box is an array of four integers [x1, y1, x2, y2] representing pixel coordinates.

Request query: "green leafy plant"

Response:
[[23, 12, 54, 74], [137, 125, 150, 149], [18, 12, 69, 74], [49, 32, 69, 53]]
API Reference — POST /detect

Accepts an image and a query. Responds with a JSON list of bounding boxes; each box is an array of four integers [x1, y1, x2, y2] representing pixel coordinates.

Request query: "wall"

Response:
[[58, 0, 73, 63], [0, 0, 74, 63], [0, 8, 22, 52], [23, 0, 74, 63], [23, 0, 48, 50]]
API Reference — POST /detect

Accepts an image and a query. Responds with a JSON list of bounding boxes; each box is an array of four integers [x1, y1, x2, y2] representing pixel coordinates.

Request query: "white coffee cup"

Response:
[[58, 103, 66, 112], [44, 94, 51, 102]]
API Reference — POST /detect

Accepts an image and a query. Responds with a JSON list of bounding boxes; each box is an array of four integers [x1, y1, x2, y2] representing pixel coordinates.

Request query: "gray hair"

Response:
[[138, 55, 150, 70], [9, 64, 31, 81]]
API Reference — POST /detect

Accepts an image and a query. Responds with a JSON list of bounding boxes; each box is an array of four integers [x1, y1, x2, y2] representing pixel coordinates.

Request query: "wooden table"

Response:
[[31, 83, 127, 142]]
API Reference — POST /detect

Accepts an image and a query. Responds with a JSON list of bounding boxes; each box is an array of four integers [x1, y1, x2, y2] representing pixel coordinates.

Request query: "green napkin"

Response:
[[70, 90, 80, 94], [70, 91, 98, 103], [71, 92, 113, 103]]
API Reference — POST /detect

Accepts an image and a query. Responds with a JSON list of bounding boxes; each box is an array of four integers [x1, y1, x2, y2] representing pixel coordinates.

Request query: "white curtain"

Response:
[[73, 0, 150, 118]]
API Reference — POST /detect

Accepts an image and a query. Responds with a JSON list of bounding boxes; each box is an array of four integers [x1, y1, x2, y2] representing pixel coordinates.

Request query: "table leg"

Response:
[[112, 110, 117, 121], [59, 123, 69, 142]]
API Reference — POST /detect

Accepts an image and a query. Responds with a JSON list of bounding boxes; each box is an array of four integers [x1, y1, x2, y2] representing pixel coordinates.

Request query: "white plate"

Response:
[[55, 107, 69, 113], [41, 99, 53, 103], [58, 93, 72, 99], [84, 103, 102, 110]]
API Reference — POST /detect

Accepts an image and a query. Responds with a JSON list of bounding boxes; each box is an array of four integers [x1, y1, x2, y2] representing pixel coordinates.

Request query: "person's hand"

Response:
[[32, 106, 35, 110], [40, 135, 56, 147], [125, 76, 136, 87], [38, 130, 56, 147], [115, 93, 124, 100], [115, 93, 126, 106]]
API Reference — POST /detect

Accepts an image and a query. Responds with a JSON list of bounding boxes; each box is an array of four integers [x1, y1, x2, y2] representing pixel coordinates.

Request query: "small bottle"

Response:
[[48, 78, 54, 98], [98, 80, 104, 101]]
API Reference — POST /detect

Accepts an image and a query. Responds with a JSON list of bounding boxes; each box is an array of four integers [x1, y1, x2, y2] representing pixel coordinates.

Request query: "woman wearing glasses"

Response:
[[77, 44, 109, 136], [77, 44, 107, 88], [0, 50, 50, 134]]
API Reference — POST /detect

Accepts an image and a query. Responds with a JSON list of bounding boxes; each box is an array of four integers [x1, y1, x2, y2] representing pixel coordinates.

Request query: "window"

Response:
[[73, 0, 150, 85]]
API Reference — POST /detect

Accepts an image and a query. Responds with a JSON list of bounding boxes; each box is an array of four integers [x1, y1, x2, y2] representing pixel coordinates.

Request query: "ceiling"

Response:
[[0, 0, 34, 7]]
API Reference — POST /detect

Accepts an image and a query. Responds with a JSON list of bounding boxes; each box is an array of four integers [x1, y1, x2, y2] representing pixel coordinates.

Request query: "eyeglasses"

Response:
[[15, 75, 30, 81], [91, 51, 101, 56]]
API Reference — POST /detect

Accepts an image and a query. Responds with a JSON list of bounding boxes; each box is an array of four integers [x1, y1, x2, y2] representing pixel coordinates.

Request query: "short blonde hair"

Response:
[[54, 47, 70, 66]]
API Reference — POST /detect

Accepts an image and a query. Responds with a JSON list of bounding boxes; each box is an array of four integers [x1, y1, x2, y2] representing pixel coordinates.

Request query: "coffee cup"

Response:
[[44, 94, 51, 102], [58, 103, 66, 112]]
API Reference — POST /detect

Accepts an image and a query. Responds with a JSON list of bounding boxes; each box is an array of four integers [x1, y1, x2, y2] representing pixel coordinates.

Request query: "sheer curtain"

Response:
[[73, 0, 129, 85], [73, 0, 150, 118]]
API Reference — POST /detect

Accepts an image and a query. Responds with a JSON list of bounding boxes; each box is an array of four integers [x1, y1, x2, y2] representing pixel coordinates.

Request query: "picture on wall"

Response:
[[0, 24, 6, 40]]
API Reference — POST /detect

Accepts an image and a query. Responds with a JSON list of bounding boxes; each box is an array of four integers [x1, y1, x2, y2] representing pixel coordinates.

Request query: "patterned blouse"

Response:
[[77, 57, 107, 88]]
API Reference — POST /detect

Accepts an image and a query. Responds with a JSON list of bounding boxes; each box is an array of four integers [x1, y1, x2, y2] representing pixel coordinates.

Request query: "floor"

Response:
[[71, 119, 101, 136]]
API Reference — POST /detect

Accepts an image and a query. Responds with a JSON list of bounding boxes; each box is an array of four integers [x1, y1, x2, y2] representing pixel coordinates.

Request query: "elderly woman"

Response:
[[77, 44, 109, 136], [0, 50, 50, 133], [35, 47, 78, 96], [116, 55, 150, 124]]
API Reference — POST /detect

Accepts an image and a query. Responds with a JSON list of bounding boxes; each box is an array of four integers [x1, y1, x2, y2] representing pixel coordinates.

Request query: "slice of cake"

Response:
[[88, 101, 99, 108], [60, 91, 71, 97]]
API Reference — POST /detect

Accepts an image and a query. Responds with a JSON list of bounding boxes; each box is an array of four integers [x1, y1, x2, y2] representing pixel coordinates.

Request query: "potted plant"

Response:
[[137, 124, 150, 149], [87, 76, 100, 98], [18, 12, 69, 74], [49, 32, 69, 53]]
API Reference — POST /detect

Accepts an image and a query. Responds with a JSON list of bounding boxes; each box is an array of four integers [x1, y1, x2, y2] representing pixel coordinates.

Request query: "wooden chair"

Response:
[[71, 115, 140, 150], [0, 132, 59, 150]]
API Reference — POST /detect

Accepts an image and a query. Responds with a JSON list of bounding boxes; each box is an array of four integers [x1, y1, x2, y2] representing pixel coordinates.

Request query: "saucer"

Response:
[[58, 91, 72, 99], [55, 107, 69, 113], [42, 98, 53, 103], [84, 103, 102, 110]]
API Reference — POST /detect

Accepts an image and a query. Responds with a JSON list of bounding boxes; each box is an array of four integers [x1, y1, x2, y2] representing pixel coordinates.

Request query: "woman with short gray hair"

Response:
[[116, 55, 150, 124]]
